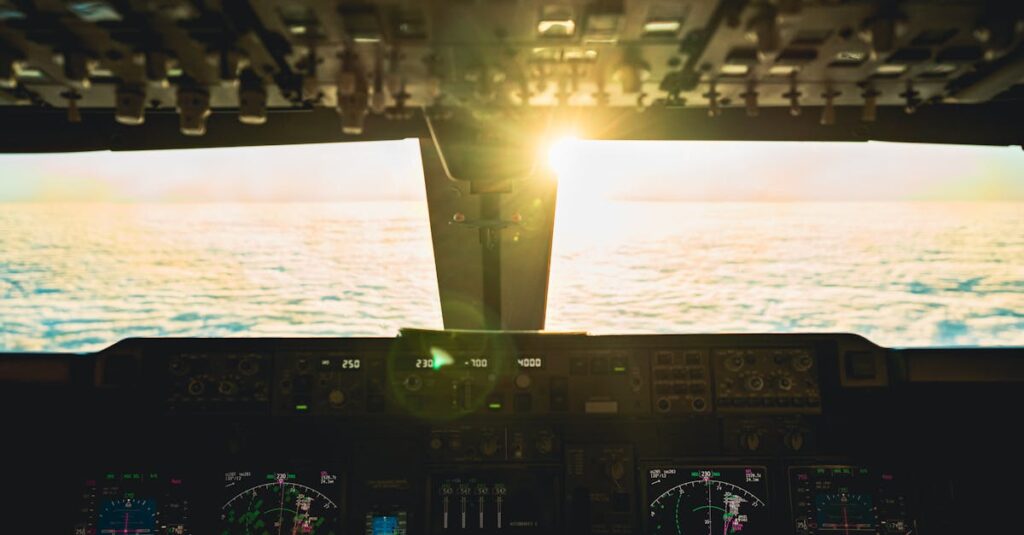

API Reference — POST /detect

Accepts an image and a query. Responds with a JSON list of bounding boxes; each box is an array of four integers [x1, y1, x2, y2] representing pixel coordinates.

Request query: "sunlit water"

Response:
[[1, 201, 1022, 352]]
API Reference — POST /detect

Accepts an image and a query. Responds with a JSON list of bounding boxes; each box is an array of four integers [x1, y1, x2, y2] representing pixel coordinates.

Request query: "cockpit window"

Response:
[[545, 141, 1024, 347], [0, 140, 443, 352]]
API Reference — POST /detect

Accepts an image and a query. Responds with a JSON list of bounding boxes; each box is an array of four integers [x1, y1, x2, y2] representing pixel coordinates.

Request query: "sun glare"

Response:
[[546, 135, 580, 177]]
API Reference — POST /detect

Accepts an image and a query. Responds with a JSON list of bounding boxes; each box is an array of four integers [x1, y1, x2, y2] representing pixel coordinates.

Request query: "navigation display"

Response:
[[646, 465, 769, 535], [221, 470, 342, 535]]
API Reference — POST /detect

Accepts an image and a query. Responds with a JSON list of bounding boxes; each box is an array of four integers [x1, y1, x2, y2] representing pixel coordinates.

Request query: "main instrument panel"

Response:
[[5, 331, 1022, 534]]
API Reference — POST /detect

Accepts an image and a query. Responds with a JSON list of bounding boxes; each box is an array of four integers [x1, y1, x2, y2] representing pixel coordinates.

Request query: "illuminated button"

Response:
[[610, 356, 628, 373]]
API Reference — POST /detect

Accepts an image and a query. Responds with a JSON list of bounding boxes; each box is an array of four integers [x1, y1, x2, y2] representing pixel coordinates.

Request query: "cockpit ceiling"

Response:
[[0, 1, 1021, 139]]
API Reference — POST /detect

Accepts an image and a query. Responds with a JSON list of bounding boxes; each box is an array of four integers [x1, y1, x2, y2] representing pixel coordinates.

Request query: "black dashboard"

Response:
[[3, 330, 1023, 535]]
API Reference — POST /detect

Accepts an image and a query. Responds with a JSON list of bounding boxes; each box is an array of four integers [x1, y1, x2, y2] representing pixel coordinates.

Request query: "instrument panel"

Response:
[[8, 331, 1020, 534], [71, 464, 912, 535]]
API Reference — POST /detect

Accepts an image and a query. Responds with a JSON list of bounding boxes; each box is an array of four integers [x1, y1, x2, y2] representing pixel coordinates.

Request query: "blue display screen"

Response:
[[371, 515, 399, 535]]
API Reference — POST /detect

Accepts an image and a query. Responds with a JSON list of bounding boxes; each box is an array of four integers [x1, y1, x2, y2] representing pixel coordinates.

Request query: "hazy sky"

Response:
[[0, 139, 1021, 202]]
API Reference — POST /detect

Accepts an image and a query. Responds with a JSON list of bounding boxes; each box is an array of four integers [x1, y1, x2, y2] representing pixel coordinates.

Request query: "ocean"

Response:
[[1, 201, 1022, 352]]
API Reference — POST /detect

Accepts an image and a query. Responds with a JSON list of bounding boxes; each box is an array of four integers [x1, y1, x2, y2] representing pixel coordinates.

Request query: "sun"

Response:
[[546, 134, 580, 176]]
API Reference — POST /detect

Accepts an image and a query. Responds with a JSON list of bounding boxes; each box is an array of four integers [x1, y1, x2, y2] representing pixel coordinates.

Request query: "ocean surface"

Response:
[[1, 201, 1022, 352]]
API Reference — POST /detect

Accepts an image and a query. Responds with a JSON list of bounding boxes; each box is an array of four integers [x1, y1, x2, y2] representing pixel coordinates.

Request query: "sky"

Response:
[[0, 139, 1022, 202]]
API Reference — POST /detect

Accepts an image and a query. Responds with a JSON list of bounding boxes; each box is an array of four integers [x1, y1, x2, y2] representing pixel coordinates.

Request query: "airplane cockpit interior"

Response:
[[1, 1, 1022, 533]]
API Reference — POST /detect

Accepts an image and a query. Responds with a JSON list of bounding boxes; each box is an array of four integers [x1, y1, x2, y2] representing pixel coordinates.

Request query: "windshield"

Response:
[[546, 140, 1024, 347], [0, 141, 443, 352], [1, 140, 1021, 352]]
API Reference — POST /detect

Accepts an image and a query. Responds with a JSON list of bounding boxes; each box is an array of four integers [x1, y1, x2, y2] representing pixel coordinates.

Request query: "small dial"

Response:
[[222, 471, 340, 535], [647, 466, 769, 535]]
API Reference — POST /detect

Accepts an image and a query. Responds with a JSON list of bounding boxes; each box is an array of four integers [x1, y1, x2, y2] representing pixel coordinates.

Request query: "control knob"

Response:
[[328, 388, 346, 408]]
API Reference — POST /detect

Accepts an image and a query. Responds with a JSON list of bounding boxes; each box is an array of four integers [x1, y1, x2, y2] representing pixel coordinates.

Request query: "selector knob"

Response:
[[785, 430, 805, 451], [187, 378, 204, 396], [609, 460, 626, 481], [739, 431, 761, 452], [403, 375, 422, 391], [218, 380, 237, 396], [480, 437, 499, 457], [745, 375, 765, 391], [238, 357, 259, 375], [328, 388, 346, 407], [778, 376, 793, 391], [725, 355, 745, 371]]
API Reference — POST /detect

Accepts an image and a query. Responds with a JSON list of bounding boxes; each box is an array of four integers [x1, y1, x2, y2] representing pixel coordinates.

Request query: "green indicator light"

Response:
[[713, 471, 721, 477], [488, 403, 502, 410], [690, 472, 700, 477], [429, 346, 455, 370], [295, 404, 309, 411], [612, 366, 627, 372]]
